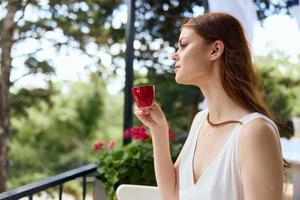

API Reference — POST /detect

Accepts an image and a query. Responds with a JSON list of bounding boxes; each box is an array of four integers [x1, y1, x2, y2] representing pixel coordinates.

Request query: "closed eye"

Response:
[[180, 43, 187, 49]]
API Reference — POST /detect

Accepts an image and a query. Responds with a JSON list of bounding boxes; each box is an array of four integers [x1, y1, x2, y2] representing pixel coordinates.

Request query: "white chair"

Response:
[[116, 184, 161, 200]]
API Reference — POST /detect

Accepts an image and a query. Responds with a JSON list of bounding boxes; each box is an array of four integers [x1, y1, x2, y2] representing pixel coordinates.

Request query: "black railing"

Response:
[[0, 163, 99, 200]]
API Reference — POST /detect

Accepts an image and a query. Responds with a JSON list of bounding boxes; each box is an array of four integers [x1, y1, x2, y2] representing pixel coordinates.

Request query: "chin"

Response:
[[175, 75, 191, 85], [174, 74, 183, 84]]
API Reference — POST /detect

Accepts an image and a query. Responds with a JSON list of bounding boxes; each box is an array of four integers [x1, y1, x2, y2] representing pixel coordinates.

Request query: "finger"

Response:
[[133, 105, 142, 113], [142, 109, 150, 114], [136, 113, 155, 125], [134, 104, 151, 112], [134, 109, 149, 115], [134, 111, 152, 125], [134, 109, 143, 115]]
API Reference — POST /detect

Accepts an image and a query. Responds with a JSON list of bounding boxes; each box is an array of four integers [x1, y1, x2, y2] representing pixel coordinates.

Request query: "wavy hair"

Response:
[[183, 13, 289, 168]]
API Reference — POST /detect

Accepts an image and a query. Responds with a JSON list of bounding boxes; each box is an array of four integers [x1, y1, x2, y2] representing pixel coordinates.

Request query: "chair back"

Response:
[[116, 184, 161, 200]]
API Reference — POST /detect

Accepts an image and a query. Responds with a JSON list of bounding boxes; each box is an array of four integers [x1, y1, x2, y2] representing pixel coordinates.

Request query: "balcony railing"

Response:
[[0, 163, 105, 200]]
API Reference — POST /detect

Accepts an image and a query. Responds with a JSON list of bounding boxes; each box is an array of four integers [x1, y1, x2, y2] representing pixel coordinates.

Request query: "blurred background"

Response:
[[0, 0, 300, 199]]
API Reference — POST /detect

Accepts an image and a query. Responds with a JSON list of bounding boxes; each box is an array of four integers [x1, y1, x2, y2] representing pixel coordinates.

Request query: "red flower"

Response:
[[93, 140, 104, 152], [124, 126, 149, 142], [107, 140, 116, 150]]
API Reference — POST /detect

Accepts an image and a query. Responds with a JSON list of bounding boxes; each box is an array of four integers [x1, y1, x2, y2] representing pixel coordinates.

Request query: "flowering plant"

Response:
[[93, 125, 181, 200], [93, 139, 117, 152]]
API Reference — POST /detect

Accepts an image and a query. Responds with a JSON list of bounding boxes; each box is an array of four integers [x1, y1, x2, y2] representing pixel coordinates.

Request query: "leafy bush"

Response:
[[257, 57, 298, 138], [8, 75, 106, 189]]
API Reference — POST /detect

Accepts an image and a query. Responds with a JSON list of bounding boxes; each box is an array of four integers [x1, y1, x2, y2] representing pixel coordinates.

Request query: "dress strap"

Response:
[[179, 109, 208, 162]]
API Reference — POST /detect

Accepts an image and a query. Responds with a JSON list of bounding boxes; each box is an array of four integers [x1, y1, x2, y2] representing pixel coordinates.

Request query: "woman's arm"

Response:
[[134, 103, 179, 200], [151, 126, 180, 200], [239, 118, 284, 200]]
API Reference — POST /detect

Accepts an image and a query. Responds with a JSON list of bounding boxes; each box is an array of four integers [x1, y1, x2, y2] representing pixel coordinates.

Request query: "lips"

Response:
[[174, 65, 180, 73]]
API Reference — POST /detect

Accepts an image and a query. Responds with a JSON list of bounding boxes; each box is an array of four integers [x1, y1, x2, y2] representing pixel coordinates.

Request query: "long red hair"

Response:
[[183, 12, 289, 168]]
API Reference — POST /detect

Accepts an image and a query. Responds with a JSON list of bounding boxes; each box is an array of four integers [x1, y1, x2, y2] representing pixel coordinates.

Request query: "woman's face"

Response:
[[171, 27, 215, 86]]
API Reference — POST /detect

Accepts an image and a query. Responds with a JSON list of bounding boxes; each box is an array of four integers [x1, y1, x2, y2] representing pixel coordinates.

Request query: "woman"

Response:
[[134, 13, 284, 200]]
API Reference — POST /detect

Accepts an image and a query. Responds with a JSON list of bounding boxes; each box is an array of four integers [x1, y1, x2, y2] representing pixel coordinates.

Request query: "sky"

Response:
[[253, 14, 300, 60], [9, 7, 300, 95]]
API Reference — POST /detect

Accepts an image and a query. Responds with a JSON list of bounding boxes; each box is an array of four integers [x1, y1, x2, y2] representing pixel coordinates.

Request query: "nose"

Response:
[[171, 50, 179, 61]]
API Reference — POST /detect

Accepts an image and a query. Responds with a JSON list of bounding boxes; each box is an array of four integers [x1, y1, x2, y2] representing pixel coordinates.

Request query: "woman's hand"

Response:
[[134, 102, 169, 133]]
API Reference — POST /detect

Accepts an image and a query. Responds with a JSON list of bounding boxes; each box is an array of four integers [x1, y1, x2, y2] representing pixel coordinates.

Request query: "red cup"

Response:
[[131, 85, 155, 108]]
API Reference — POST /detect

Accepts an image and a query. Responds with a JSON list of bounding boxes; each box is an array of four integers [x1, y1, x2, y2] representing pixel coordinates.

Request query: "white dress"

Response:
[[178, 109, 281, 200]]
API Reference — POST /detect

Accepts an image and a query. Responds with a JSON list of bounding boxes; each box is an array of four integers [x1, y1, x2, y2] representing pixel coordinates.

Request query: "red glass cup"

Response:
[[131, 85, 155, 108]]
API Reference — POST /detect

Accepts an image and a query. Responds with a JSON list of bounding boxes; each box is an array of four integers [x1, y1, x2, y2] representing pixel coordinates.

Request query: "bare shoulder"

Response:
[[239, 117, 282, 166], [239, 117, 279, 147], [238, 117, 283, 199]]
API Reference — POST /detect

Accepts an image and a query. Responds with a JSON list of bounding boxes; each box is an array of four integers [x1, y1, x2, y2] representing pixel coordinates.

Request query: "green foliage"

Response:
[[10, 82, 56, 117], [259, 68, 294, 117], [96, 91, 123, 143], [292, 87, 300, 115], [8, 74, 106, 189], [259, 68, 295, 138], [24, 57, 56, 75], [95, 140, 182, 200], [255, 54, 300, 137]]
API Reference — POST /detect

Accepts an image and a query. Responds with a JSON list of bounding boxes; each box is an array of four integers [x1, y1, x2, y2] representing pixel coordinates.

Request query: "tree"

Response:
[[0, 0, 123, 191]]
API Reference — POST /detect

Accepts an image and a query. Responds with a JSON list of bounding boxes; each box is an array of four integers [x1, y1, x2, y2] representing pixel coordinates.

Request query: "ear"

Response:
[[209, 40, 224, 61]]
